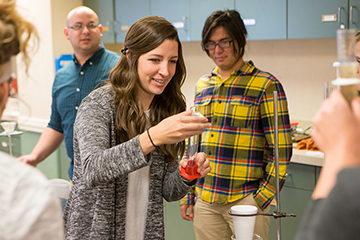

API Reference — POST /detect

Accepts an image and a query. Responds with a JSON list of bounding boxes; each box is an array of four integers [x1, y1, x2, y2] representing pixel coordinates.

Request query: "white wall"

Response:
[[181, 38, 337, 123], [51, 0, 83, 58], [15, 0, 55, 131], [13, 0, 81, 132]]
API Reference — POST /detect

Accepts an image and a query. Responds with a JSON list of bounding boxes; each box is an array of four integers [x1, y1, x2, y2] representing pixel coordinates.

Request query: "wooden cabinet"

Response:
[[288, 0, 360, 39], [235, 0, 287, 40]]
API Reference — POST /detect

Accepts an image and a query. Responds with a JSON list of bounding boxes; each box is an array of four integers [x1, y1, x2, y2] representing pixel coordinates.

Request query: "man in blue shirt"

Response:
[[18, 6, 120, 180]]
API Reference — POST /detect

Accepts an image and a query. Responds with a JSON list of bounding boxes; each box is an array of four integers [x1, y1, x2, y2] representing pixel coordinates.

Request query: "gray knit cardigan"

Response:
[[63, 85, 194, 239]]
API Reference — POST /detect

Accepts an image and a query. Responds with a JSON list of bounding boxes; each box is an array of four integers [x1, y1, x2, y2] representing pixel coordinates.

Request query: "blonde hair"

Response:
[[356, 30, 360, 44], [0, 0, 38, 76]]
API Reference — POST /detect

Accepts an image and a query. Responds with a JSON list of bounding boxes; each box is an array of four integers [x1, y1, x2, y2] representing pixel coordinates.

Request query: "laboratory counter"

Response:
[[291, 148, 324, 167]]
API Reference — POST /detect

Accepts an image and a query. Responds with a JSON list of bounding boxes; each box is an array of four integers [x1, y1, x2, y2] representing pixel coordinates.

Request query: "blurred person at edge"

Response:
[[295, 29, 360, 240], [63, 16, 211, 239], [0, 0, 64, 239], [18, 6, 120, 180], [179, 10, 292, 240], [295, 90, 360, 239]]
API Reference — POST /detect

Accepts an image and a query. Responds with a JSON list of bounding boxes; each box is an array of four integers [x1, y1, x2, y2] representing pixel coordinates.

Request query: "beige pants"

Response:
[[193, 194, 270, 240]]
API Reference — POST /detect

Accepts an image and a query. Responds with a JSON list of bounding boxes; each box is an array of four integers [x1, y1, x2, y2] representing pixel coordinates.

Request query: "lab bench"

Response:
[[0, 127, 323, 240]]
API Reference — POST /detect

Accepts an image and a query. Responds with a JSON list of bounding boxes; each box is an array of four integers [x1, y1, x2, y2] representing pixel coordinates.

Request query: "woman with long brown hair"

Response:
[[63, 16, 211, 239]]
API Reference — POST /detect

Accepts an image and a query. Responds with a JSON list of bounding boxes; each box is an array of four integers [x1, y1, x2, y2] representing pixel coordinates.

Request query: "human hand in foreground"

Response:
[[311, 90, 360, 199], [312, 90, 360, 169]]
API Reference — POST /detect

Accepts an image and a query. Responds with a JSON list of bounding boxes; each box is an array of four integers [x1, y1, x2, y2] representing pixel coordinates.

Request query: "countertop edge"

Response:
[[290, 149, 324, 167]]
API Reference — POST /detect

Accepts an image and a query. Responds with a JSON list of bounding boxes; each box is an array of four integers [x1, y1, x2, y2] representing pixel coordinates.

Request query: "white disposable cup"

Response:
[[49, 179, 71, 199], [231, 205, 257, 240], [1, 121, 16, 133]]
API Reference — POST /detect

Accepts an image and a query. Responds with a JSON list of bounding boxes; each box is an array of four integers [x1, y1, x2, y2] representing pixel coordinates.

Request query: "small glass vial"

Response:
[[180, 106, 203, 180]]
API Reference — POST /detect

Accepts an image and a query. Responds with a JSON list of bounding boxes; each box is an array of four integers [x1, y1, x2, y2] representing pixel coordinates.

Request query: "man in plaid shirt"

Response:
[[180, 10, 292, 240]]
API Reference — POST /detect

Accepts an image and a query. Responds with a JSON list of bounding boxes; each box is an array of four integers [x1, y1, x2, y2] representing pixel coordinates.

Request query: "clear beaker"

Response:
[[333, 28, 360, 103]]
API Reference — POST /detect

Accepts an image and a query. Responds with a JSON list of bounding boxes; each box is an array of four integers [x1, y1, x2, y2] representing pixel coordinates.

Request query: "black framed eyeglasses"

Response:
[[204, 40, 233, 50], [356, 57, 360, 64], [68, 22, 99, 31]]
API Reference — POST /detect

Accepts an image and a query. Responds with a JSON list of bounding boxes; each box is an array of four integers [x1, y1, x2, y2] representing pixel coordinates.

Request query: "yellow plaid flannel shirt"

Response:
[[180, 61, 292, 209]]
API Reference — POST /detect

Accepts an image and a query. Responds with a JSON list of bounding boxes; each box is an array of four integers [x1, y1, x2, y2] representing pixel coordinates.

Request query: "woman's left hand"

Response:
[[180, 152, 211, 177]]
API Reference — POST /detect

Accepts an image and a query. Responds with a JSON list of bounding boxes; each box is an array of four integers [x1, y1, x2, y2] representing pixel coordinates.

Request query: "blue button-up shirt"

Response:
[[48, 43, 120, 179]]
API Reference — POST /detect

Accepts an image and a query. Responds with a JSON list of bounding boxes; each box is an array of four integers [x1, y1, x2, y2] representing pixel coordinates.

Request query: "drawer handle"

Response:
[[350, 6, 359, 25], [1, 141, 8, 148], [338, 7, 347, 29]]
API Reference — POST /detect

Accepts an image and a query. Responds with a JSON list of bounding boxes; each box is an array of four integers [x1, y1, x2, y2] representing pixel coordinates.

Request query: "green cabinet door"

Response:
[[189, 0, 235, 41], [114, 0, 150, 43], [20, 131, 61, 179], [83, 0, 116, 43], [269, 187, 313, 240], [58, 141, 71, 181], [288, 0, 347, 39], [150, 0, 190, 42], [0, 134, 21, 157], [235, 0, 287, 40], [269, 162, 316, 239], [164, 200, 196, 240]]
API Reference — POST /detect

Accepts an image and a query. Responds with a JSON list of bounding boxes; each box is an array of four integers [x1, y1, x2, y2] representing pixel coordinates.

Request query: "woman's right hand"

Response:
[[149, 109, 211, 146]]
